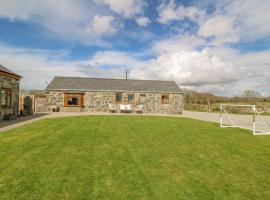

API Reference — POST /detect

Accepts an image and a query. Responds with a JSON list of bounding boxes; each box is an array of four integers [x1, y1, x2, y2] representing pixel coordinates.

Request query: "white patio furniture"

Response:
[[119, 104, 132, 113], [120, 104, 126, 113], [135, 104, 143, 113], [108, 104, 117, 113], [126, 104, 132, 113]]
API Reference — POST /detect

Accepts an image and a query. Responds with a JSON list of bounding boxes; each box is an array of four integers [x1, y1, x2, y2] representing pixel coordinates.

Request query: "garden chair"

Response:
[[108, 104, 117, 113], [126, 104, 132, 113], [120, 104, 126, 113], [135, 104, 143, 113]]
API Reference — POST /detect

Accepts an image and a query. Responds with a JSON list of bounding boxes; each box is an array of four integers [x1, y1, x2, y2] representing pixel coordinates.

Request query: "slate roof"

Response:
[[0, 64, 21, 77], [46, 76, 182, 93]]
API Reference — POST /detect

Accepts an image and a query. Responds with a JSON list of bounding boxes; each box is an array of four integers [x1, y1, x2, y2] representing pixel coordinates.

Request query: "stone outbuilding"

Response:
[[20, 90, 48, 113], [0, 64, 21, 120], [46, 76, 184, 114]]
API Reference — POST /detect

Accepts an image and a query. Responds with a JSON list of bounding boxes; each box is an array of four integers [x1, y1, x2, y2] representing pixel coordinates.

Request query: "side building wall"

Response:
[[46, 91, 184, 114], [0, 75, 20, 119]]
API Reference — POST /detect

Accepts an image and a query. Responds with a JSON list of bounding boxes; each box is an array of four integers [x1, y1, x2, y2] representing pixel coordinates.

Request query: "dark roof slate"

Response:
[[46, 76, 182, 93]]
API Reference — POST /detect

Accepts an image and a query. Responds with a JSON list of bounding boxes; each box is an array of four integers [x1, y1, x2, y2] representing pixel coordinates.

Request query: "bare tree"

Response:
[[242, 90, 262, 101]]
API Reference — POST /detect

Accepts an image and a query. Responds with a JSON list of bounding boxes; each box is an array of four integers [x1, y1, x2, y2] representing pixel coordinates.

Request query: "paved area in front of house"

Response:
[[0, 113, 51, 132], [0, 113, 49, 129], [1, 111, 270, 133]]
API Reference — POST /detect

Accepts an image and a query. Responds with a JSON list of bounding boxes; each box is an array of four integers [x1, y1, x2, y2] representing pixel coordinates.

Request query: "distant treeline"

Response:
[[183, 89, 270, 104]]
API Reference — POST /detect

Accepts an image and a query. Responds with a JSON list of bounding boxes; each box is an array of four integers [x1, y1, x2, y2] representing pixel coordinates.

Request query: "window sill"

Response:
[[64, 105, 84, 107]]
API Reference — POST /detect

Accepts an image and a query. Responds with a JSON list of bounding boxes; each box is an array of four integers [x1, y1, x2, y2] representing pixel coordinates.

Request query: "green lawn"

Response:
[[0, 116, 269, 200]]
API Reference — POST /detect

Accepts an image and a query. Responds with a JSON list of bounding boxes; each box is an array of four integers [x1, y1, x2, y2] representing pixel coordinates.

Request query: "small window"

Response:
[[1, 89, 12, 107], [139, 94, 145, 103], [68, 97, 79, 106], [161, 94, 169, 104], [128, 94, 134, 103], [115, 93, 122, 103], [64, 94, 83, 107]]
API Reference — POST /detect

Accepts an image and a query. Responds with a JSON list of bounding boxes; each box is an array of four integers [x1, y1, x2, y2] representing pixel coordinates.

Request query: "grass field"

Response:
[[0, 116, 269, 199]]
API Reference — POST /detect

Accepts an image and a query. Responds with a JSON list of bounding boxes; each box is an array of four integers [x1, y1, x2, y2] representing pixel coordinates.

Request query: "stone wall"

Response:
[[0, 75, 20, 119], [46, 91, 64, 111], [46, 91, 184, 114], [137, 93, 184, 114], [35, 97, 48, 112], [20, 90, 49, 113], [84, 92, 115, 112]]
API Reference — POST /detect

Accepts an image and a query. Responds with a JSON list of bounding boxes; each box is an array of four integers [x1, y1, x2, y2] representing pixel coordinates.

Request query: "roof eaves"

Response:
[[46, 88, 183, 94], [0, 70, 22, 80]]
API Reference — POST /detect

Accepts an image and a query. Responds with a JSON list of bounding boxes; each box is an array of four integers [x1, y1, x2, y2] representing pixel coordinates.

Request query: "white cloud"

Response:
[[0, 0, 89, 27], [0, 0, 38, 20], [0, 44, 145, 89], [95, 0, 146, 18], [1, 41, 270, 96], [199, 0, 270, 42], [129, 46, 270, 96], [0, 0, 117, 46], [131, 49, 241, 87], [96, 34, 269, 96], [157, 0, 205, 24], [197, 15, 239, 45], [86, 15, 117, 36], [0, 43, 87, 89], [89, 51, 144, 69], [221, 0, 270, 41], [207, 47, 270, 95], [152, 34, 206, 55], [157, 0, 270, 44], [135, 16, 151, 27], [0, 0, 269, 96]]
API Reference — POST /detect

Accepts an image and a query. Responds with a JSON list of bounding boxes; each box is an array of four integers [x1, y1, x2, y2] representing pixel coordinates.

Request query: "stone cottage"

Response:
[[46, 76, 184, 114], [0, 64, 21, 119]]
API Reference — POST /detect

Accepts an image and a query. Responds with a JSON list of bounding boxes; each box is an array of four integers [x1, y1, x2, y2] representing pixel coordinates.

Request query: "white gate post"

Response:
[[220, 104, 223, 127], [252, 105, 256, 135]]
